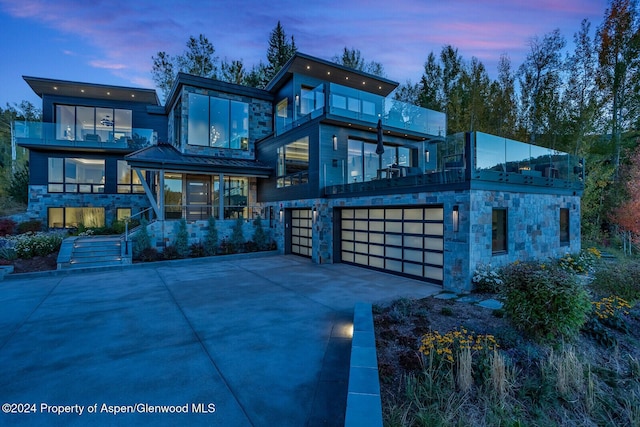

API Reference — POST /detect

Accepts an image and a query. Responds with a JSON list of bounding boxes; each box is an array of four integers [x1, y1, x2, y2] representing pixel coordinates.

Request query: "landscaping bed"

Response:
[[374, 256, 640, 426]]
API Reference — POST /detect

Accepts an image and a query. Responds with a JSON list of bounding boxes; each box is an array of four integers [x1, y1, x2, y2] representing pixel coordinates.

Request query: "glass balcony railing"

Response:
[[323, 131, 584, 196], [328, 83, 446, 136], [473, 132, 583, 182], [276, 83, 446, 137], [13, 121, 157, 151]]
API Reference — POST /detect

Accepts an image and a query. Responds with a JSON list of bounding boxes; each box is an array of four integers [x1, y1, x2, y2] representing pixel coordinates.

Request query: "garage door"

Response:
[[291, 209, 312, 257], [340, 206, 444, 284]]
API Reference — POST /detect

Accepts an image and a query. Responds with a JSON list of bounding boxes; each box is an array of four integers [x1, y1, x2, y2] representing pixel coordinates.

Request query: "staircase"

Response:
[[57, 236, 132, 270]]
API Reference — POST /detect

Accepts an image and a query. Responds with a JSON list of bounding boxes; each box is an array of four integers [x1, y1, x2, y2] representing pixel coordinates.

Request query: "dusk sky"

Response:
[[0, 0, 608, 108]]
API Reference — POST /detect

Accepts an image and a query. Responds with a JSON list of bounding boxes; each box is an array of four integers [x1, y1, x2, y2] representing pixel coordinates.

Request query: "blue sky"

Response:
[[0, 0, 607, 107]]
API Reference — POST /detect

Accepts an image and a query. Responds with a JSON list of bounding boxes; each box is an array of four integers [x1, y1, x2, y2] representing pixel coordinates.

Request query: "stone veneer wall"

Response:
[[146, 218, 274, 251], [261, 188, 581, 293], [26, 185, 151, 226], [468, 190, 581, 271]]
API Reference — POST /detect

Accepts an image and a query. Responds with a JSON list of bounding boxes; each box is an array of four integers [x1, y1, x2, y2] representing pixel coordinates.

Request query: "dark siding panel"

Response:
[[29, 151, 49, 185], [256, 122, 321, 202]]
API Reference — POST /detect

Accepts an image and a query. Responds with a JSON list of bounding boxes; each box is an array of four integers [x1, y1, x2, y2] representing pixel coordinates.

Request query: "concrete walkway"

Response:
[[0, 254, 440, 427]]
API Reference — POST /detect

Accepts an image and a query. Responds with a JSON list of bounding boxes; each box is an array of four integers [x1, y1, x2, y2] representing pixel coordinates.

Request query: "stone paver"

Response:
[[0, 254, 440, 427]]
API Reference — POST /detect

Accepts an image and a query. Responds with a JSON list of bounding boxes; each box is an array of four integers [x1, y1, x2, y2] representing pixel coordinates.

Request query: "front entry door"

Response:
[[186, 176, 211, 221]]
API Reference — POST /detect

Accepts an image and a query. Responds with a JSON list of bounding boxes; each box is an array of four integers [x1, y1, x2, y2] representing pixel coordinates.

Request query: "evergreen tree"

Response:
[[203, 216, 218, 256], [174, 218, 189, 258], [229, 217, 245, 253], [488, 54, 518, 139], [133, 217, 151, 259], [252, 216, 269, 251], [264, 21, 297, 85], [418, 52, 443, 112], [220, 59, 248, 85], [333, 47, 386, 77], [151, 34, 219, 101]]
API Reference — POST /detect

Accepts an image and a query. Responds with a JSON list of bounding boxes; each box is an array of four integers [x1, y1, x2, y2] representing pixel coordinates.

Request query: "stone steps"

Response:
[[57, 236, 131, 270]]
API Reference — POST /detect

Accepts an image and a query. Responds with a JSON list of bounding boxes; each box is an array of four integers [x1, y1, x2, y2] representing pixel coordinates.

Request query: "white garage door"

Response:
[[340, 206, 444, 284], [291, 209, 312, 257]]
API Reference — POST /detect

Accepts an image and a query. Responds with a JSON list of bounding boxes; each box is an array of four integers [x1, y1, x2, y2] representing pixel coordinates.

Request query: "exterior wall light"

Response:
[[424, 149, 430, 163], [332, 135, 338, 151], [312, 207, 318, 224], [453, 205, 459, 232], [279, 208, 284, 223]]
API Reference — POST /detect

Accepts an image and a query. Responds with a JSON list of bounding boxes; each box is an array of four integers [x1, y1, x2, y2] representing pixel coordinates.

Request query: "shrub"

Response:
[[7, 164, 29, 205], [189, 243, 205, 258], [501, 261, 591, 343], [162, 245, 181, 260], [203, 216, 218, 256], [0, 218, 17, 236], [17, 220, 42, 234], [139, 247, 159, 262], [590, 261, 640, 303], [472, 263, 504, 293], [229, 217, 245, 253], [132, 218, 151, 259], [252, 215, 269, 250], [173, 218, 189, 257], [557, 247, 601, 274], [0, 247, 17, 260], [583, 296, 633, 347], [8, 231, 64, 259]]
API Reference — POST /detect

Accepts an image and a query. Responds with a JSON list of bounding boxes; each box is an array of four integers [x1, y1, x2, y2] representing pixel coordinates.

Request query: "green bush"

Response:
[[162, 245, 181, 260], [590, 261, 640, 303], [132, 218, 151, 259], [8, 164, 29, 205], [252, 215, 269, 251], [229, 217, 245, 253], [0, 247, 17, 260], [173, 218, 189, 257], [17, 220, 43, 234], [8, 232, 64, 259], [189, 243, 205, 258], [203, 216, 218, 256], [472, 263, 504, 293], [501, 261, 591, 343], [139, 247, 159, 262]]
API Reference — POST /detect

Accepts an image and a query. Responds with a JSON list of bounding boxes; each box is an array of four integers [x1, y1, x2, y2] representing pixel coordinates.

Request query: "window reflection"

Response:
[[187, 93, 249, 149]]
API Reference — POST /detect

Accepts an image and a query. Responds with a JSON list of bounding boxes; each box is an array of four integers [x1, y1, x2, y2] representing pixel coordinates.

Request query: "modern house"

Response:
[[15, 53, 584, 292]]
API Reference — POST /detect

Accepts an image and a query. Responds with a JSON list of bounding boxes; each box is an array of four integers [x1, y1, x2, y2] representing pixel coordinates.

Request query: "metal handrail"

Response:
[[122, 207, 155, 256]]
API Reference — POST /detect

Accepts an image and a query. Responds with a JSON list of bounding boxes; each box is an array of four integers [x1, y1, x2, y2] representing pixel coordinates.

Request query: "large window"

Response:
[[56, 105, 132, 142], [48, 157, 105, 193], [348, 139, 412, 183], [48, 207, 105, 228], [187, 93, 248, 149], [492, 209, 508, 254], [217, 177, 248, 219], [560, 208, 570, 246], [277, 137, 309, 187], [117, 160, 146, 194], [164, 173, 184, 219]]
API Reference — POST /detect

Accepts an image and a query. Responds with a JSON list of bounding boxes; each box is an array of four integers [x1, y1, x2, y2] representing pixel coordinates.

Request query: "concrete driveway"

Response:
[[0, 254, 440, 426]]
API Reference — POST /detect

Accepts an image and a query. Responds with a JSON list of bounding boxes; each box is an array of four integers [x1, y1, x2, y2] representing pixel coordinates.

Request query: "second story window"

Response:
[[55, 105, 132, 142], [277, 137, 309, 187], [187, 93, 249, 149], [48, 157, 105, 193]]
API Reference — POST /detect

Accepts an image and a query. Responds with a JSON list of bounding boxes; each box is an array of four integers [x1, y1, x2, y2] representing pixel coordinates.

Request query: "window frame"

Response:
[[491, 208, 508, 254], [186, 93, 249, 150], [276, 137, 309, 188], [48, 157, 105, 193], [560, 208, 570, 246]]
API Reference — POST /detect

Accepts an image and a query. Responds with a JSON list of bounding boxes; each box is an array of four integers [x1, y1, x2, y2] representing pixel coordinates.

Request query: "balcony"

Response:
[[275, 83, 446, 137], [323, 132, 584, 196], [13, 121, 157, 152]]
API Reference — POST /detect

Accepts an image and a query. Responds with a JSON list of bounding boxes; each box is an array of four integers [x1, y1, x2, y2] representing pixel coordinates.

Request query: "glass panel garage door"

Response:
[[340, 206, 444, 284], [291, 209, 312, 257]]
